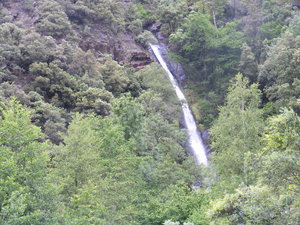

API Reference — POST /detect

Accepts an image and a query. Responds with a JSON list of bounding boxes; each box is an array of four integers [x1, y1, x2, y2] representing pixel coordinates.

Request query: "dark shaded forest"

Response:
[[0, 0, 299, 224]]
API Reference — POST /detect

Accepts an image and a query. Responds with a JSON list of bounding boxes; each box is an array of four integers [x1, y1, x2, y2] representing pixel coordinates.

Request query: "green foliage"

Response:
[[136, 30, 158, 47], [36, 0, 71, 38], [136, 63, 180, 120], [30, 62, 78, 108], [99, 56, 130, 96], [143, 184, 208, 224], [0, 100, 58, 224], [239, 43, 258, 82], [169, 13, 216, 67], [21, 0, 36, 12], [127, 19, 143, 36], [289, 15, 300, 36], [0, 5, 11, 23], [74, 87, 112, 115], [50, 98, 198, 224], [0, 83, 67, 144], [207, 86, 300, 225], [112, 95, 144, 140], [210, 74, 263, 186], [208, 185, 299, 225], [214, 20, 245, 80], [259, 29, 300, 113], [157, 0, 189, 34], [65, 0, 125, 31], [20, 33, 58, 70], [260, 0, 291, 40], [31, 98, 67, 144], [0, 23, 23, 80], [133, 2, 155, 27], [52, 114, 100, 197], [260, 108, 300, 190], [0, 0, 299, 223], [67, 49, 105, 88], [170, 13, 245, 126]]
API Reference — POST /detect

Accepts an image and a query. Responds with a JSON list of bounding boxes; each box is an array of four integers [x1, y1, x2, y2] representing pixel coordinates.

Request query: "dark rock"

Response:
[[156, 43, 186, 86], [199, 129, 211, 154], [292, 1, 300, 9], [130, 52, 152, 71], [149, 22, 162, 33], [156, 32, 167, 42]]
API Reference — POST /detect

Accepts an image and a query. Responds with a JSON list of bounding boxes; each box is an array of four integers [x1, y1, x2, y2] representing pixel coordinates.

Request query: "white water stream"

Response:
[[150, 44, 208, 166]]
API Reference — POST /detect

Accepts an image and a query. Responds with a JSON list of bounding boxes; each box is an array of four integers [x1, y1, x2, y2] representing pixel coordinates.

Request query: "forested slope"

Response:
[[0, 0, 299, 224]]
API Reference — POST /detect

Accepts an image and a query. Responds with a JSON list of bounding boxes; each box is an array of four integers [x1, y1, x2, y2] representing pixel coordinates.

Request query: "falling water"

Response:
[[150, 44, 208, 166]]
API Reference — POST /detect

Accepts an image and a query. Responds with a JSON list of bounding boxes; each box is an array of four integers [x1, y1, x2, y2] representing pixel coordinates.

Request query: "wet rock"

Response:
[[199, 129, 211, 154], [156, 43, 186, 86], [292, 1, 300, 9], [156, 32, 167, 42]]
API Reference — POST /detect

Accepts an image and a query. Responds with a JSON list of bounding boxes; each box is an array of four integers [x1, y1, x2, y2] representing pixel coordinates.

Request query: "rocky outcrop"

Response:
[[113, 33, 152, 70], [129, 52, 152, 70], [292, 1, 300, 9], [79, 26, 152, 71]]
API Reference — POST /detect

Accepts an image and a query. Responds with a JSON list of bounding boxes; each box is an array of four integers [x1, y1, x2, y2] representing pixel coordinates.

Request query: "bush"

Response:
[[36, 0, 71, 38], [127, 19, 143, 36], [0, 5, 11, 23], [136, 30, 157, 48]]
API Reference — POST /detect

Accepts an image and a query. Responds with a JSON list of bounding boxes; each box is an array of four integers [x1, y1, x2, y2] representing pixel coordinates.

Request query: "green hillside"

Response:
[[0, 0, 299, 224]]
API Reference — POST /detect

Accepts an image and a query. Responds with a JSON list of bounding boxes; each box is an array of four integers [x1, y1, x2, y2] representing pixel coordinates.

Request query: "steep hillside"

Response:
[[0, 0, 156, 143], [0, 1, 299, 224]]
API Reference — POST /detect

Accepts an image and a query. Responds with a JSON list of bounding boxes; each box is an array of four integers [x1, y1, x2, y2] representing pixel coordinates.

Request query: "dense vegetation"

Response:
[[0, 0, 299, 224]]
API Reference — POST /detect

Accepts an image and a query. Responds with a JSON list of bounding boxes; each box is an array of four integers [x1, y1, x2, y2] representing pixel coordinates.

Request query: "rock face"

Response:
[[79, 26, 152, 71], [199, 129, 211, 154], [113, 33, 152, 70], [130, 52, 152, 70], [292, 1, 300, 9]]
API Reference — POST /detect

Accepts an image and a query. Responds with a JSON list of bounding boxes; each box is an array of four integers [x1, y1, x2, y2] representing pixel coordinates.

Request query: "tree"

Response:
[[36, 0, 71, 38], [157, 0, 189, 34], [142, 184, 208, 225], [259, 107, 300, 191], [208, 184, 299, 225], [169, 12, 216, 71], [52, 114, 100, 198], [0, 23, 23, 82], [259, 29, 300, 113], [64, 0, 124, 31], [135, 63, 180, 121], [239, 43, 258, 82], [99, 57, 130, 96], [0, 100, 59, 224], [30, 62, 78, 108], [210, 74, 263, 186]]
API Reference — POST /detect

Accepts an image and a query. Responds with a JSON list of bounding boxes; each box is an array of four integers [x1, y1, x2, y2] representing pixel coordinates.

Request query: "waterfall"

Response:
[[150, 44, 208, 166]]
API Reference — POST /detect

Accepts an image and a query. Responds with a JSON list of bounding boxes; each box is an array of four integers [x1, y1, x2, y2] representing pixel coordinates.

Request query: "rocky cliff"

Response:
[[2, 0, 152, 71]]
